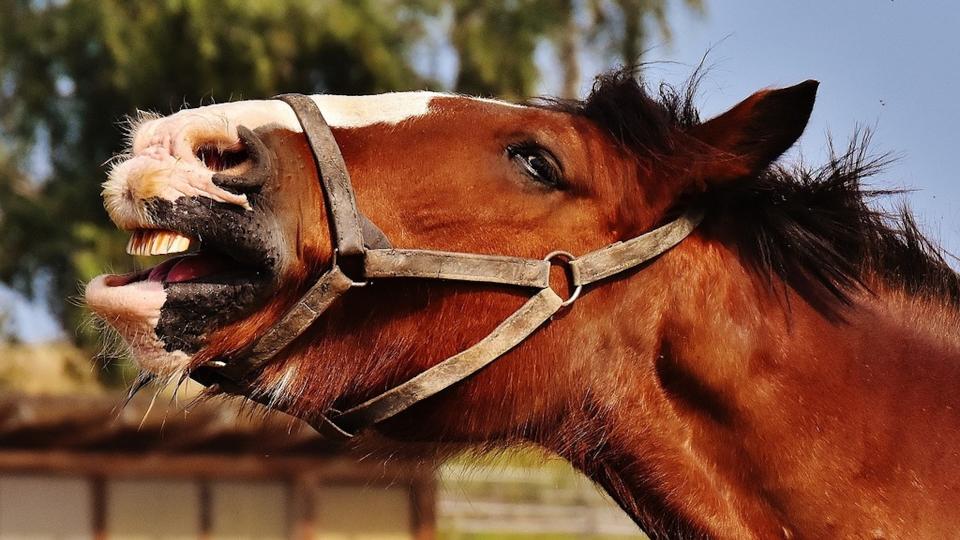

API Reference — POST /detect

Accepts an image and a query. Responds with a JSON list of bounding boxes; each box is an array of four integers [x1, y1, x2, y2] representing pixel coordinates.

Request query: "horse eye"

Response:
[[508, 144, 565, 189]]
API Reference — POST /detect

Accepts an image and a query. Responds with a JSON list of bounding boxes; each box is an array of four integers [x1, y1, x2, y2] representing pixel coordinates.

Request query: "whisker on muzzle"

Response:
[[124, 371, 156, 408]]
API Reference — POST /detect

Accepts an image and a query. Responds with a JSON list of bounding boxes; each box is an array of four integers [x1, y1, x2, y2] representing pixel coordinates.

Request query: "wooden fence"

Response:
[[437, 455, 646, 539]]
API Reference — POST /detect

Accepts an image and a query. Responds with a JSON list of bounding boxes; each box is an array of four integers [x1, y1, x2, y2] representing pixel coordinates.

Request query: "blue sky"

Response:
[[641, 1, 959, 257], [8, 1, 959, 342]]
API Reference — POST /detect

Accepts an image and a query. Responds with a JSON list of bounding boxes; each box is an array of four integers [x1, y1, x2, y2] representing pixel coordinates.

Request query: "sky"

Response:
[[638, 0, 959, 256], [8, 0, 959, 342]]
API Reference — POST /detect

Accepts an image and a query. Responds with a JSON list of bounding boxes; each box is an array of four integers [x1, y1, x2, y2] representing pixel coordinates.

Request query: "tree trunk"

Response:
[[559, 0, 581, 99]]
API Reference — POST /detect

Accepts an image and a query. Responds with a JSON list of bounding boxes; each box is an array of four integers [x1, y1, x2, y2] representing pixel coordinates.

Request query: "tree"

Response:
[[569, 0, 705, 98], [445, 0, 704, 99], [449, 0, 566, 99], [0, 0, 436, 353]]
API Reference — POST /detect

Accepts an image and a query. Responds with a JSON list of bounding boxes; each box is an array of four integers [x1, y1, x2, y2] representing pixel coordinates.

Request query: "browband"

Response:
[[192, 94, 703, 440]]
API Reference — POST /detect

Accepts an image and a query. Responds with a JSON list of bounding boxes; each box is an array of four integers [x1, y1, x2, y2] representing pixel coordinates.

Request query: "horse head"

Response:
[[88, 71, 855, 536]]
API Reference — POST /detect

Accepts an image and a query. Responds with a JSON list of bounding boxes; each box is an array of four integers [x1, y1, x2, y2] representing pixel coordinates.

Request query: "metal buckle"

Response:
[[332, 248, 369, 287], [543, 250, 583, 308]]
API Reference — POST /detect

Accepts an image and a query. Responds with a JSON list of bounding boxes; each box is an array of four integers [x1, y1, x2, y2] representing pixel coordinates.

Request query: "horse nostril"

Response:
[[196, 141, 249, 172], [211, 125, 274, 195]]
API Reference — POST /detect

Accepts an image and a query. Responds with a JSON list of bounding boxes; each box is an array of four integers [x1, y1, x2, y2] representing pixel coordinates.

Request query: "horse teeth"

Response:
[[125, 230, 194, 256]]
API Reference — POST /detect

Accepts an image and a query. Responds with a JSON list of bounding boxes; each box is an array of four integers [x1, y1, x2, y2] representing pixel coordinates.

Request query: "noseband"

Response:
[[192, 94, 703, 441]]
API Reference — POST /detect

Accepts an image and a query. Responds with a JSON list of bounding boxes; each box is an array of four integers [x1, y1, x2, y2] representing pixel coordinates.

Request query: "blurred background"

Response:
[[0, 1, 956, 538]]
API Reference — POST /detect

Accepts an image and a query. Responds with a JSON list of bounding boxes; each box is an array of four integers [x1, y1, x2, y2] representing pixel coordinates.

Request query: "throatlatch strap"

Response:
[[570, 209, 704, 287], [314, 288, 565, 439], [275, 94, 366, 258], [364, 249, 551, 288]]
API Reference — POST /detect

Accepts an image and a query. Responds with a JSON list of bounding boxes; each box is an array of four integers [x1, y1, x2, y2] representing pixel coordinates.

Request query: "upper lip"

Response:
[[140, 194, 278, 271]]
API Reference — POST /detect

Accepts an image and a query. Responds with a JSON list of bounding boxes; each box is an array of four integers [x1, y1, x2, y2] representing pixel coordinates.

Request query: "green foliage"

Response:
[[0, 305, 12, 343], [0, 0, 700, 379], [451, 0, 567, 99], [0, 341, 102, 394], [0, 0, 436, 353], [584, 0, 705, 65]]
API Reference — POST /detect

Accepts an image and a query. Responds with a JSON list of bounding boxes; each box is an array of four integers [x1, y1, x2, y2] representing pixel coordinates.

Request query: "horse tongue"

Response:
[[147, 257, 181, 282], [165, 254, 229, 284]]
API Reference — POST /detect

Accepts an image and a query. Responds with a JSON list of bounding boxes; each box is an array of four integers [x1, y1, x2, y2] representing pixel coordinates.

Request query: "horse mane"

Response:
[[540, 68, 960, 310]]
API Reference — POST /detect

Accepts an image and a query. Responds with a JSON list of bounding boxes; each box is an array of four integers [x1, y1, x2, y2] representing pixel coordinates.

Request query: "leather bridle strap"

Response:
[[570, 212, 702, 286], [310, 288, 564, 439], [206, 267, 355, 383], [275, 94, 366, 259], [364, 249, 551, 288], [193, 94, 704, 441]]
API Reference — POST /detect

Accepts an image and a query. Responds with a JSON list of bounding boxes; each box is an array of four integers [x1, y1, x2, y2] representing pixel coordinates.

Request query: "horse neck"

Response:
[[547, 236, 960, 538]]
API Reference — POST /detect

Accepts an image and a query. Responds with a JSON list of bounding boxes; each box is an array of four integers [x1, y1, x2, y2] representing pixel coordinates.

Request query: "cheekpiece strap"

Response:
[[570, 209, 704, 286], [274, 94, 366, 258]]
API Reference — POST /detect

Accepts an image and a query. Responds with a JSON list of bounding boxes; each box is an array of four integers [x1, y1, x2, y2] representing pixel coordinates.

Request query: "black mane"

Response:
[[541, 69, 960, 309]]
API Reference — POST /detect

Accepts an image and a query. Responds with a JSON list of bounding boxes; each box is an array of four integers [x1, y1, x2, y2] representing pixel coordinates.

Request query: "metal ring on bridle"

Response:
[[543, 250, 583, 308], [332, 248, 370, 288]]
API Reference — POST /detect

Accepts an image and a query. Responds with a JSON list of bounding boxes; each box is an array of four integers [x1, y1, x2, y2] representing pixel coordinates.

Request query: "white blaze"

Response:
[[132, 92, 443, 153], [311, 92, 441, 128], [131, 91, 526, 151]]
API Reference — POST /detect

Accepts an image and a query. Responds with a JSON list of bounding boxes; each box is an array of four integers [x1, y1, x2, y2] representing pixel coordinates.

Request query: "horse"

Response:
[[85, 69, 960, 539]]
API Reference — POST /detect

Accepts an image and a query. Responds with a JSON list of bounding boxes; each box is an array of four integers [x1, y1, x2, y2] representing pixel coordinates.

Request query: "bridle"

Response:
[[191, 94, 703, 441]]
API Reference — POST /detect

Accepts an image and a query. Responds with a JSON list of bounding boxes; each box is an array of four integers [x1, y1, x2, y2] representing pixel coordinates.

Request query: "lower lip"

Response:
[[84, 275, 167, 322]]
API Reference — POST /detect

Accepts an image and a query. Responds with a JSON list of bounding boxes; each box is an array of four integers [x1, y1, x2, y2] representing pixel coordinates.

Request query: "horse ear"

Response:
[[689, 80, 819, 182]]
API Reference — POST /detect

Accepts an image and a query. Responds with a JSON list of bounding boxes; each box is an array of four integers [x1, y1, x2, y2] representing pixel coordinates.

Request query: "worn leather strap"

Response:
[[275, 94, 366, 258], [365, 249, 551, 288], [317, 288, 565, 439], [570, 209, 704, 287], [213, 267, 355, 383]]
